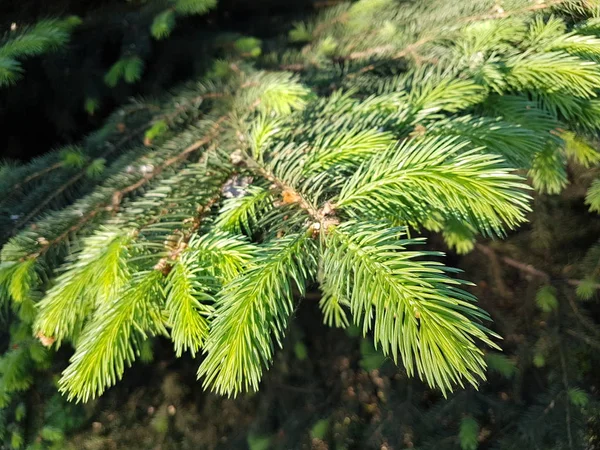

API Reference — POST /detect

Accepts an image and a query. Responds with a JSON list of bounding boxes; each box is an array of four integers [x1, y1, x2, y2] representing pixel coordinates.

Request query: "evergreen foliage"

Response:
[[106, 0, 218, 87], [2, 1, 600, 447], [0, 17, 80, 87]]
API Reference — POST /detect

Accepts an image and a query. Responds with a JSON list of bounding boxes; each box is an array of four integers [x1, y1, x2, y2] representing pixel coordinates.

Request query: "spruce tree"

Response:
[[1, 3, 600, 445]]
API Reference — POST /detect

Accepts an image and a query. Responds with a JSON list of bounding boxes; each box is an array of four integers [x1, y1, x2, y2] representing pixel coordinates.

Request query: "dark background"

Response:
[[0, 0, 316, 161]]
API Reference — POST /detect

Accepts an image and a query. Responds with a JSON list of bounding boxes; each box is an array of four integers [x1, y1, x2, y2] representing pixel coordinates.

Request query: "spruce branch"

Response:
[[322, 222, 499, 395], [12, 117, 226, 263], [2, 86, 225, 216], [9, 124, 149, 234], [58, 270, 167, 402], [198, 232, 318, 396], [335, 136, 531, 237]]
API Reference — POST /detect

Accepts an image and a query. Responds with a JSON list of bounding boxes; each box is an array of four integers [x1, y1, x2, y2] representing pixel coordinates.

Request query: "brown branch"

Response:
[[566, 293, 600, 337], [13, 171, 88, 233], [25, 209, 100, 261], [10, 124, 148, 235], [9, 161, 64, 192], [475, 243, 600, 290], [159, 92, 224, 127], [112, 117, 226, 210], [153, 168, 229, 275], [286, 0, 568, 75], [558, 342, 574, 450], [474, 243, 511, 297], [565, 328, 600, 350], [23, 118, 226, 261], [475, 243, 550, 282], [5, 92, 223, 211], [241, 155, 323, 222]]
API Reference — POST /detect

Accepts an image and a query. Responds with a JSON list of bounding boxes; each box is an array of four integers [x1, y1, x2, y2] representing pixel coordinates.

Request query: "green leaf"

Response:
[[8, 259, 37, 303], [533, 353, 546, 368], [459, 416, 479, 450], [442, 219, 476, 255], [151, 10, 176, 40], [215, 186, 274, 235], [289, 22, 312, 43], [428, 115, 552, 167], [337, 136, 531, 238], [139, 339, 154, 363], [35, 229, 130, 346], [0, 57, 23, 87], [409, 73, 487, 118], [40, 426, 63, 443], [14, 403, 26, 422], [485, 353, 517, 378], [323, 222, 499, 396], [11, 431, 23, 449], [359, 339, 387, 371], [561, 132, 600, 167], [86, 158, 106, 178], [303, 127, 395, 175], [576, 277, 597, 300], [0, 347, 33, 393], [60, 146, 86, 169], [310, 419, 330, 440], [568, 387, 589, 407], [187, 232, 258, 284], [247, 432, 271, 450], [174, 0, 217, 15], [529, 146, 568, 195], [104, 59, 125, 87], [84, 97, 99, 115], [123, 56, 144, 84], [319, 280, 350, 329], [294, 341, 308, 361], [165, 252, 214, 357], [145, 120, 169, 144], [238, 72, 310, 116], [506, 51, 600, 98], [234, 37, 262, 58], [316, 36, 338, 57], [535, 285, 558, 312]]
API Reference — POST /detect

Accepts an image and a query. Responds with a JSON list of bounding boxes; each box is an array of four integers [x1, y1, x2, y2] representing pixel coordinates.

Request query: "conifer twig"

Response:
[[346, 0, 568, 75], [154, 165, 229, 275], [5, 92, 223, 215], [10, 124, 148, 234], [24, 118, 226, 261], [239, 153, 328, 225], [10, 161, 64, 192]]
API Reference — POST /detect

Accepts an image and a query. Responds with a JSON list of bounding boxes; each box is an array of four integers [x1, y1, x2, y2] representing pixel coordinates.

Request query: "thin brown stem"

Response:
[[565, 328, 600, 350], [23, 118, 226, 261], [10, 124, 148, 235], [241, 154, 324, 222], [154, 167, 229, 275], [566, 294, 600, 337], [5, 92, 223, 212], [111, 117, 225, 210], [474, 243, 511, 297], [475, 243, 551, 283], [10, 161, 64, 192]]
